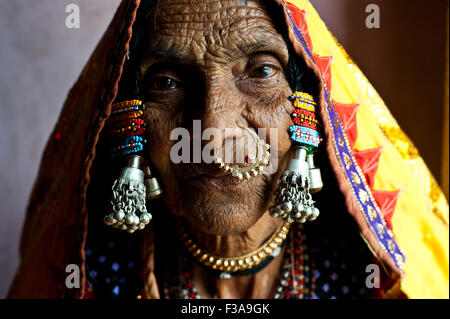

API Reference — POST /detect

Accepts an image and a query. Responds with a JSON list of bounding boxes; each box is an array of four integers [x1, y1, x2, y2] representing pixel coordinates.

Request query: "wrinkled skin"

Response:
[[140, 0, 297, 298]]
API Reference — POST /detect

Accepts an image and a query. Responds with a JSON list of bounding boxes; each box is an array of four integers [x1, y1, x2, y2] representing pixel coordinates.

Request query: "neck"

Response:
[[184, 212, 287, 298], [186, 213, 283, 257]]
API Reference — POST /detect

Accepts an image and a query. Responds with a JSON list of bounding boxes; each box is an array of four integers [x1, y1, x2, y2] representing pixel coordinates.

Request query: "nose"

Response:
[[198, 75, 246, 153]]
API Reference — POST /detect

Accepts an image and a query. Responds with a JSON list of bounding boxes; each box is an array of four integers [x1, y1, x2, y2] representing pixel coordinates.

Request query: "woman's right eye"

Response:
[[151, 76, 179, 91]]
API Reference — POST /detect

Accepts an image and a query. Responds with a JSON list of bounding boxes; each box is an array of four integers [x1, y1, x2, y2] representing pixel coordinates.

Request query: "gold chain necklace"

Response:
[[177, 220, 291, 273]]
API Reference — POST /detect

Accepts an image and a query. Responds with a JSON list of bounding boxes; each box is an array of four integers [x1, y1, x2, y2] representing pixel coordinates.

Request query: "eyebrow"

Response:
[[231, 36, 288, 59], [139, 33, 289, 68], [140, 48, 187, 62]]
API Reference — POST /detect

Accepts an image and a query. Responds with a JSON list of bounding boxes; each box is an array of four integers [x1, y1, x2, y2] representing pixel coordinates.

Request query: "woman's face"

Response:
[[140, 0, 295, 235]]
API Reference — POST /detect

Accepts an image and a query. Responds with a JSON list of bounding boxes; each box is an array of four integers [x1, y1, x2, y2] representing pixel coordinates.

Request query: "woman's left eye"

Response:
[[152, 76, 178, 90], [248, 65, 278, 79]]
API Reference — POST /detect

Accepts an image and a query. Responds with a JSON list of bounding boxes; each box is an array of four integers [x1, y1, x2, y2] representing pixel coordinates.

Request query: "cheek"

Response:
[[144, 109, 172, 164], [143, 108, 184, 213], [243, 82, 294, 170]]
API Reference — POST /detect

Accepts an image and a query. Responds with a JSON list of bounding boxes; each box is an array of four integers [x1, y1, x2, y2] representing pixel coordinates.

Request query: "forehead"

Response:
[[140, 0, 287, 64]]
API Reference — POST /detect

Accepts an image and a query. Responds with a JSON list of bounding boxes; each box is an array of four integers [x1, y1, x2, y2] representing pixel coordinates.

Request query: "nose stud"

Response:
[[214, 127, 270, 181]]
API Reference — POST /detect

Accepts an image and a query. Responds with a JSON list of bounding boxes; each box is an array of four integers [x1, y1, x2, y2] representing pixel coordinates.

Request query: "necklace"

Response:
[[163, 224, 315, 299], [176, 219, 291, 277]]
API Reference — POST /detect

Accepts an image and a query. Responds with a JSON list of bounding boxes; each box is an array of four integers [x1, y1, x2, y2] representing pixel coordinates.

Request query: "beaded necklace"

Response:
[[177, 220, 291, 277], [162, 224, 315, 299]]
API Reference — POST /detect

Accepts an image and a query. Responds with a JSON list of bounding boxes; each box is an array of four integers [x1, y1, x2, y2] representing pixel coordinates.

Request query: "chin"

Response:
[[179, 186, 267, 235]]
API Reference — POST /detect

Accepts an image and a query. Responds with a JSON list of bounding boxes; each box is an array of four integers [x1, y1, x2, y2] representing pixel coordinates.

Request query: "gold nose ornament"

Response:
[[214, 127, 271, 181]]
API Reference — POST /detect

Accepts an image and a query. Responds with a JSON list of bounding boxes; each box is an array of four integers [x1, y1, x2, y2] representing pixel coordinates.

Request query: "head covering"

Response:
[[8, 0, 448, 298], [284, 0, 448, 298]]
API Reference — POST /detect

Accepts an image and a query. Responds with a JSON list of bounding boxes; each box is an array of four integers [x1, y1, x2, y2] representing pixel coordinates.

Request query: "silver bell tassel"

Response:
[[144, 165, 163, 199], [307, 153, 323, 194], [270, 146, 321, 223], [104, 155, 152, 233]]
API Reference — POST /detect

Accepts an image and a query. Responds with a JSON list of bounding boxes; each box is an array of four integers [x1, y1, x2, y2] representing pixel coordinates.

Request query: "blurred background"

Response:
[[0, 0, 448, 297]]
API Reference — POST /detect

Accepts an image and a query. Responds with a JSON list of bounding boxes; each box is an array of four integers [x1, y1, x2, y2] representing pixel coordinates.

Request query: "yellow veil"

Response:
[[285, 0, 448, 298]]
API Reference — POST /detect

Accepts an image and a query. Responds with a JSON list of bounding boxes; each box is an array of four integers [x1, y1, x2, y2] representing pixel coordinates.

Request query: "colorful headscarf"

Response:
[[283, 0, 448, 298]]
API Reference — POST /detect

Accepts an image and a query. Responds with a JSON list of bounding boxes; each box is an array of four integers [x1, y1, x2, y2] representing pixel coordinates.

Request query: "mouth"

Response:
[[186, 173, 246, 190]]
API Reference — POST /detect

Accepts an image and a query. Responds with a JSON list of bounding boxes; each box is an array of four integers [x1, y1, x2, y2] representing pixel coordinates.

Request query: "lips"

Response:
[[187, 173, 245, 190]]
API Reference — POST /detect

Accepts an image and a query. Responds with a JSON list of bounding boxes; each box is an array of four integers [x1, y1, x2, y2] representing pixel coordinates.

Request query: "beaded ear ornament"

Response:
[[103, 99, 163, 233], [270, 91, 323, 224], [107, 100, 147, 156]]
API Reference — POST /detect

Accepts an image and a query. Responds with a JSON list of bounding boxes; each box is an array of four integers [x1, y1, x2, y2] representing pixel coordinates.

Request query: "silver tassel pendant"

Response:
[[104, 155, 152, 233], [270, 146, 322, 223]]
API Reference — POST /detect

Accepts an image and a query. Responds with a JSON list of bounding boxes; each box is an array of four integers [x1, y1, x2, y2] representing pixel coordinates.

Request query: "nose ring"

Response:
[[214, 127, 270, 181]]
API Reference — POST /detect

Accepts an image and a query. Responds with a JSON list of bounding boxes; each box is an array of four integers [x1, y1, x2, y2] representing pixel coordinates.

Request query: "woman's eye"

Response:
[[248, 65, 278, 79], [152, 76, 178, 90]]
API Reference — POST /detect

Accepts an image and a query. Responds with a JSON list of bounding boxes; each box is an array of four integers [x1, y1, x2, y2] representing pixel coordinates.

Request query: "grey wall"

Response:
[[0, 0, 447, 298], [0, 0, 121, 297]]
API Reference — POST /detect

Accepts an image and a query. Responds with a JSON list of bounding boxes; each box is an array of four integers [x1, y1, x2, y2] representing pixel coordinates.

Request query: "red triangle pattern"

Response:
[[353, 147, 383, 189], [371, 190, 400, 231], [286, 3, 314, 51], [285, 0, 400, 233], [332, 101, 359, 149], [313, 55, 332, 92]]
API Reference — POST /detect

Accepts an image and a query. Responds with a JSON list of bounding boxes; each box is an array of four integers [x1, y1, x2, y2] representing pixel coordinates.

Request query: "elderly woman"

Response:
[[8, 0, 448, 299]]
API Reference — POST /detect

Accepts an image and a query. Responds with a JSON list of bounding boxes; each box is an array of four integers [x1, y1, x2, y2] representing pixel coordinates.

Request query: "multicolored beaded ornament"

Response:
[[103, 99, 162, 233], [106, 100, 147, 157], [288, 91, 321, 147], [160, 224, 315, 299], [270, 91, 323, 224]]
